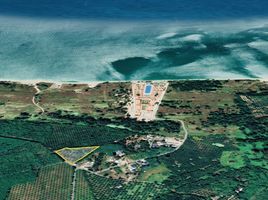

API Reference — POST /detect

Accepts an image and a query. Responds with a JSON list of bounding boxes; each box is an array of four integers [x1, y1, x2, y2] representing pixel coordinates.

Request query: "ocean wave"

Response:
[[156, 32, 177, 40], [231, 48, 268, 79], [155, 55, 251, 79], [0, 16, 268, 81], [248, 40, 268, 55], [179, 34, 203, 42]]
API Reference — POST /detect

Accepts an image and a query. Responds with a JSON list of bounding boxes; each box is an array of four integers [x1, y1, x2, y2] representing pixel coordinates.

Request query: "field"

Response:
[[138, 163, 170, 183], [0, 82, 37, 119], [40, 82, 131, 118], [0, 80, 267, 200]]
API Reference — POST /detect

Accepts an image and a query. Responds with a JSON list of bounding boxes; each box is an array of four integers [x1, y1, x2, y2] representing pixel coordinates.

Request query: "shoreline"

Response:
[[1, 14, 268, 29], [0, 78, 267, 85]]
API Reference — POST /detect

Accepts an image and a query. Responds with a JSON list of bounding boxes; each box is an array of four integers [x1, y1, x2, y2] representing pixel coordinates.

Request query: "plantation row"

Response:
[[0, 120, 52, 143], [0, 119, 137, 150], [48, 111, 181, 134], [86, 173, 163, 200], [7, 183, 37, 200], [74, 170, 94, 200], [0, 142, 57, 177], [0, 118, 178, 151], [46, 124, 134, 150], [0, 137, 59, 200], [8, 163, 73, 200]]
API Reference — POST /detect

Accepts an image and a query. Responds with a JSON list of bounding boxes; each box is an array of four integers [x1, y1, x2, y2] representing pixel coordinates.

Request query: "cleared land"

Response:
[[55, 146, 99, 165]]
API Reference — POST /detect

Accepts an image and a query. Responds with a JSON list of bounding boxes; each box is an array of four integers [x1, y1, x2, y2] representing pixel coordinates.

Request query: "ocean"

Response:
[[0, 0, 268, 81]]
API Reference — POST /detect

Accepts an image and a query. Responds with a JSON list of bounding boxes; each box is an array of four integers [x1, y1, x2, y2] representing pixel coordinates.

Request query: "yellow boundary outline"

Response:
[[54, 146, 100, 165]]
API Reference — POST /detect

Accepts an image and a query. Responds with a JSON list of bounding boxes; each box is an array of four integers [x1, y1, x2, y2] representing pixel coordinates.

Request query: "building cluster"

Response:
[[125, 134, 182, 150], [127, 81, 169, 121]]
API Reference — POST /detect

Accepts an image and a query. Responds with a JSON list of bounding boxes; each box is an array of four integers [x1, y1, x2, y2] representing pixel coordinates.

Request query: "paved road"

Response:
[[71, 169, 77, 200], [155, 119, 188, 158]]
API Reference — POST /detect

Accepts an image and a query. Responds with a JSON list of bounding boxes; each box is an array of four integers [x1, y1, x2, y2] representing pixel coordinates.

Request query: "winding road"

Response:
[[155, 119, 188, 158], [91, 119, 188, 176], [32, 84, 45, 113]]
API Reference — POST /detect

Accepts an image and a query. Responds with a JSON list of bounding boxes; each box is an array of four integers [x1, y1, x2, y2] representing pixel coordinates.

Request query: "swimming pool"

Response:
[[144, 83, 152, 95]]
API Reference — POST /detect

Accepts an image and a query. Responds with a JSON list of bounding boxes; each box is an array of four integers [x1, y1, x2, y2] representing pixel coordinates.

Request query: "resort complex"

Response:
[[127, 81, 169, 121]]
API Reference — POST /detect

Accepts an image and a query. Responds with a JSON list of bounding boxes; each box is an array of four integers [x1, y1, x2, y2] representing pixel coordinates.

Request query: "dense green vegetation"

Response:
[[48, 110, 181, 134], [161, 81, 267, 199], [0, 114, 180, 150], [0, 116, 181, 199], [0, 82, 16, 90], [158, 135, 268, 199], [36, 82, 51, 91], [0, 120, 52, 143], [0, 119, 134, 150], [0, 137, 60, 200], [169, 80, 223, 91], [205, 94, 268, 153]]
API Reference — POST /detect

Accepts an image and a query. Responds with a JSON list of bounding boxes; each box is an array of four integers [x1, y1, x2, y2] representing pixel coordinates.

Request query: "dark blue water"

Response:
[[0, 0, 268, 20]]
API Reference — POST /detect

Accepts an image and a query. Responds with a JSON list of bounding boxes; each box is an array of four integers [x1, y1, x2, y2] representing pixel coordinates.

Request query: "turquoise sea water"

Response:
[[0, 0, 268, 81]]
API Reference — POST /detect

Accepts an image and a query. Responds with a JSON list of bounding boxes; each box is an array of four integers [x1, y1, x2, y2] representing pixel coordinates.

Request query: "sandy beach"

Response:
[[0, 78, 267, 86]]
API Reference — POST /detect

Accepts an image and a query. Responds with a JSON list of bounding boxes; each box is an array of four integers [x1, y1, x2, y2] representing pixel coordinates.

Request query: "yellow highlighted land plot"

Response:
[[54, 146, 99, 165]]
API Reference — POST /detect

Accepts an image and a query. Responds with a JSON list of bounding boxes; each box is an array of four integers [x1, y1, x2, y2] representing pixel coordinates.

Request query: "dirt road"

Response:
[[32, 84, 44, 113]]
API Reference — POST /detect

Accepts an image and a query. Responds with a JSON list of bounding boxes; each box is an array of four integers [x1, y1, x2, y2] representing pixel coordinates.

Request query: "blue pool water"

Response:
[[144, 84, 152, 95]]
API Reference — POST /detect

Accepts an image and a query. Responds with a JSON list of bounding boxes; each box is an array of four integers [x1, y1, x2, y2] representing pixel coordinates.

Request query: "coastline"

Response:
[[0, 78, 267, 86]]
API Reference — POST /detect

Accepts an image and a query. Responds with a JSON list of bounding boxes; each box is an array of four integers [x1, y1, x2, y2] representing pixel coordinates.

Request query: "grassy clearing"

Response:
[[106, 124, 132, 131], [220, 142, 268, 170], [226, 125, 247, 139], [220, 151, 246, 169], [139, 164, 170, 184], [238, 143, 268, 170]]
